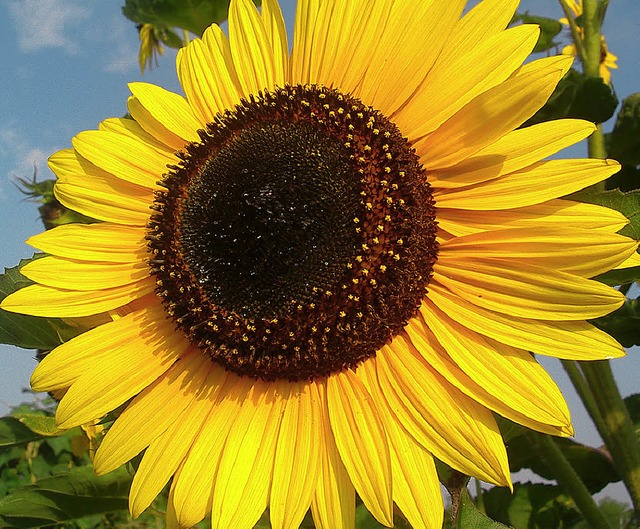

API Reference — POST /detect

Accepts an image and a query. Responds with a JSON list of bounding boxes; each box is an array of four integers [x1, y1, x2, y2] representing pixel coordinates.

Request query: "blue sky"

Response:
[[1, 0, 639, 499]]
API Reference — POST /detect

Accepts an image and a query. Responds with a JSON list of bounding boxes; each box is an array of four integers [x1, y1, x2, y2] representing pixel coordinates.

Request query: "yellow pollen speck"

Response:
[[397, 238, 404, 245], [362, 269, 369, 276], [384, 167, 391, 173], [380, 265, 387, 272], [373, 129, 380, 135], [353, 217, 360, 223], [364, 145, 371, 152], [366, 202, 373, 210], [339, 311, 346, 317], [372, 237, 379, 244], [362, 243, 369, 251], [384, 131, 391, 137], [377, 225, 384, 232], [338, 107, 344, 114], [352, 278, 359, 284]]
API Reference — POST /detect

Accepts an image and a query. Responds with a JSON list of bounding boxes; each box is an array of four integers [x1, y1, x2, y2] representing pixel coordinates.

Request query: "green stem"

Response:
[[474, 478, 485, 514], [528, 432, 612, 529], [581, 361, 640, 518], [558, 0, 587, 63], [561, 360, 609, 443]]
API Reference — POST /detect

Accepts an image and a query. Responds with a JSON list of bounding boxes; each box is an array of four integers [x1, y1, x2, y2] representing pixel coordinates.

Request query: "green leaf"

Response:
[[122, 0, 258, 37], [595, 298, 640, 348], [0, 256, 80, 350], [0, 466, 131, 529], [607, 93, 640, 168], [13, 415, 65, 437], [511, 13, 562, 53], [0, 418, 45, 449], [483, 484, 581, 529], [573, 498, 634, 529], [525, 69, 618, 126], [456, 489, 513, 529], [506, 435, 620, 494]]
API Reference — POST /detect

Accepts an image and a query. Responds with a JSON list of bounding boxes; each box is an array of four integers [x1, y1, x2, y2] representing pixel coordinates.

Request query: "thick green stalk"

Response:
[[561, 360, 609, 443], [528, 432, 612, 529], [582, 0, 608, 164], [581, 361, 640, 518]]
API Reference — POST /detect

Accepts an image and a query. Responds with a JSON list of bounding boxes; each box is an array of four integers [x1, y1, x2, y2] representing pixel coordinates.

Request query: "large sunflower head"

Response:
[[2, 0, 637, 528]]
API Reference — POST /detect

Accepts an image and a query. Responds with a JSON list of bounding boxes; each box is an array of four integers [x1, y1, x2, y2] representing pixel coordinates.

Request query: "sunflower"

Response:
[[560, 0, 618, 84], [2, 0, 638, 528]]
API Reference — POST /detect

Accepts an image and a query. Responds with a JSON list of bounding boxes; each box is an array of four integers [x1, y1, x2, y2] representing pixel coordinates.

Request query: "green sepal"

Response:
[[525, 69, 618, 126], [453, 489, 513, 529], [0, 256, 82, 350], [606, 93, 640, 168], [0, 466, 131, 529], [570, 188, 640, 241], [595, 298, 640, 347], [511, 13, 562, 53]]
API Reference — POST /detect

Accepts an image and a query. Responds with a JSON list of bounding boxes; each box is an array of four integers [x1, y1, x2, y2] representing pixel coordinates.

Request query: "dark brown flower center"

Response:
[[147, 84, 438, 381]]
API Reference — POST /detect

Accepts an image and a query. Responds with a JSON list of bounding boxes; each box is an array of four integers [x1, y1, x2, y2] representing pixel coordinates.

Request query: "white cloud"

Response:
[[100, 17, 140, 74], [8, 0, 90, 54]]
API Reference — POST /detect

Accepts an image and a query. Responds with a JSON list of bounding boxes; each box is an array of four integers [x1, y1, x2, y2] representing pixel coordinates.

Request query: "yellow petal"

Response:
[[436, 199, 629, 237], [128, 82, 201, 144], [435, 159, 621, 210], [54, 175, 151, 225], [417, 55, 573, 169], [270, 381, 322, 529], [291, 0, 321, 85], [20, 256, 149, 291], [228, 0, 278, 96], [359, 0, 465, 116], [358, 360, 444, 529], [210, 380, 284, 529], [327, 369, 393, 527], [93, 352, 212, 475], [427, 282, 625, 360], [376, 341, 511, 486], [261, 0, 289, 86], [430, 119, 595, 189], [614, 251, 640, 269], [1, 278, 155, 318], [402, 320, 572, 436], [177, 25, 243, 124], [396, 24, 539, 140], [439, 227, 638, 278], [99, 117, 173, 153], [27, 223, 147, 263], [433, 258, 624, 321], [304, 0, 392, 92], [311, 381, 356, 529], [438, 0, 520, 65], [55, 305, 188, 428], [418, 301, 571, 428], [72, 130, 174, 189], [127, 97, 186, 151], [170, 375, 247, 529], [129, 366, 229, 518]]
